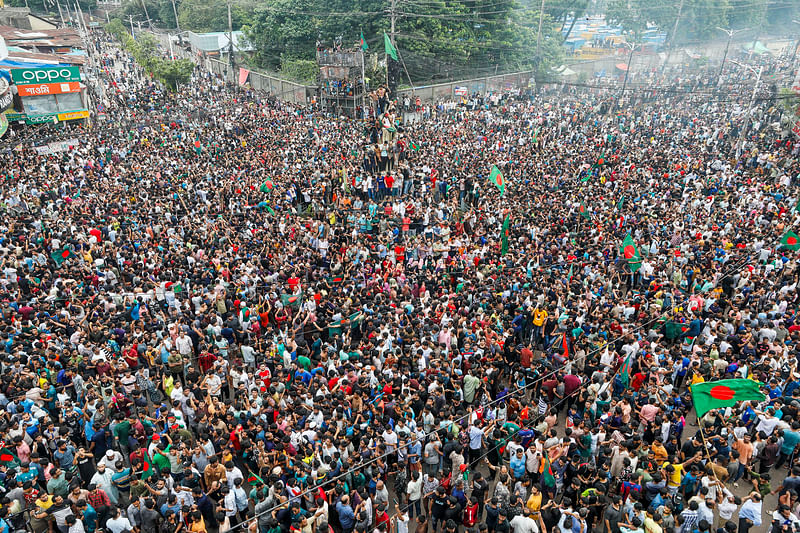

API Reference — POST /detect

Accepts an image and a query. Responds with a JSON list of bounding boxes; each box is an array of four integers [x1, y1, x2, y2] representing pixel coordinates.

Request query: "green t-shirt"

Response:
[[113, 421, 131, 442], [297, 355, 312, 370], [152, 445, 172, 472]]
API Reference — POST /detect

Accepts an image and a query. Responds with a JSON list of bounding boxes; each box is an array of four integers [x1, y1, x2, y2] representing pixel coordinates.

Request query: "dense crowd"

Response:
[[1, 29, 800, 533]]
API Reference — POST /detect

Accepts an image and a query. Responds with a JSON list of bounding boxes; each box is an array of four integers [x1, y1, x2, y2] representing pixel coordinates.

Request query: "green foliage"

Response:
[[177, 0, 249, 32], [244, 0, 562, 83], [280, 59, 319, 83], [5, 0, 96, 14], [105, 18, 194, 90]]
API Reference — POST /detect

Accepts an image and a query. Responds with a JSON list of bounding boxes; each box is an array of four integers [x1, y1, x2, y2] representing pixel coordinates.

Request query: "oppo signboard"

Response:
[[11, 66, 81, 85]]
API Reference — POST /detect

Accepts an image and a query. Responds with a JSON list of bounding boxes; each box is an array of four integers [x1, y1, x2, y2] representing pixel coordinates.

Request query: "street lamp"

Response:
[[717, 27, 750, 85], [729, 59, 763, 158]]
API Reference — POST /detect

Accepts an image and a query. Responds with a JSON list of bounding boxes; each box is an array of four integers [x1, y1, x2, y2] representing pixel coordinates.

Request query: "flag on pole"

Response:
[[384, 32, 398, 60], [360, 31, 368, 51], [281, 293, 303, 308], [579, 201, 590, 220], [542, 451, 556, 487], [489, 165, 505, 195], [782, 230, 800, 251], [619, 234, 642, 272], [691, 379, 766, 417], [247, 472, 265, 486], [500, 215, 510, 256], [193, 134, 202, 154], [619, 353, 632, 388], [409, 140, 420, 151], [141, 452, 155, 479]]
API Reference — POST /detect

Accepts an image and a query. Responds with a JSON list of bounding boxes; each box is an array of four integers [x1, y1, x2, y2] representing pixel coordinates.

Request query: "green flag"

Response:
[[795, 198, 800, 214], [489, 165, 505, 195], [500, 215, 510, 256], [567, 264, 573, 284], [619, 353, 631, 388], [691, 379, 766, 418], [782, 230, 800, 251], [266, 205, 276, 216], [141, 452, 155, 479], [409, 140, 420, 151], [616, 196, 625, 211], [454, 149, 460, 167], [0, 446, 19, 468], [281, 293, 303, 308], [247, 472, 265, 486], [50, 247, 72, 266], [579, 201, 590, 220], [384, 32, 398, 60], [581, 173, 591, 183], [542, 451, 555, 487], [360, 31, 368, 51], [619, 234, 642, 272]]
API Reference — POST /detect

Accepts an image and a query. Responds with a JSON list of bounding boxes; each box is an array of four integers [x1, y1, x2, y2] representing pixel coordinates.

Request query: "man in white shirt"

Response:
[[106, 506, 134, 533]]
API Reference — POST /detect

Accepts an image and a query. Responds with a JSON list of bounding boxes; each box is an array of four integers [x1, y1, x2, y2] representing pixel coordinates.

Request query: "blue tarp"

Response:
[[0, 59, 73, 69]]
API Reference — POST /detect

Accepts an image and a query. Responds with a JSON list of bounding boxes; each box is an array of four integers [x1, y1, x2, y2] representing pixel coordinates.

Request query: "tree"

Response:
[[243, 0, 562, 83], [177, 0, 249, 33]]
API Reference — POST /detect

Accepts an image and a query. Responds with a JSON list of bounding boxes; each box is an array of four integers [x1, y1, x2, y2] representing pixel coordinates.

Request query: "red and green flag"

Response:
[[489, 165, 505, 195], [619, 353, 631, 388], [454, 149, 460, 167], [281, 293, 303, 308], [795, 198, 800, 214], [193, 135, 202, 154], [619, 234, 642, 272], [360, 30, 368, 51], [141, 452, 155, 479], [542, 451, 555, 487], [500, 214, 511, 256], [782, 230, 800, 251], [260, 180, 274, 192], [691, 379, 766, 417], [51, 247, 72, 266], [579, 201, 590, 220], [410, 140, 420, 151], [0, 446, 18, 467], [247, 471, 265, 486]]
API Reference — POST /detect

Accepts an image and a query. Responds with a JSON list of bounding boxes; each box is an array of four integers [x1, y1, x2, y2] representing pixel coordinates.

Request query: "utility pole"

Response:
[[735, 63, 763, 158], [618, 42, 636, 110], [141, 0, 152, 30], [535, 0, 545, 73], [129, 13, 135, 36], [661, 0, 684, 71], [56, 0, 65, 26], [171, 0, 180, 32], [387, 0, 396, 88], [717, 27, 749, 86], [227, 0, 236, 87]]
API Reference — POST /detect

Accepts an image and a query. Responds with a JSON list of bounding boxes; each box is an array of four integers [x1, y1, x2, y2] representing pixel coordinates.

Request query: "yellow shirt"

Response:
[[533, 309, 548, 327], [663, 462, 683, 487]]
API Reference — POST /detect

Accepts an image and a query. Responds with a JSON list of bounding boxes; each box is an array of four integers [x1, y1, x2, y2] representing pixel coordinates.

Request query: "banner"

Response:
[[238, 67, 250, 86], [33, 138, 79, 154], [0, 114, 7, 138], [17, 81, 81, 97]]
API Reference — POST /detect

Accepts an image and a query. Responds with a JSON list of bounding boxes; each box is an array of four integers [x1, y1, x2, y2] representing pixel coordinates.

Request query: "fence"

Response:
[[397, 70, 535, 102], [205, 58, 315, 106]]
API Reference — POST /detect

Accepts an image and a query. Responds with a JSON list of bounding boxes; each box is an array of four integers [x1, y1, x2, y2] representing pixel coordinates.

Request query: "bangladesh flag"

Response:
[[265, 205, 276, 216], [691, 379, 766, 417], [281, 293, 303, 308], [384, 32, 398, 61], [260, 180, 274, 192], [51, 247, 72, 266], [247, 472, 265, 486], [795, 198, 800, 214], [567, 264, 573, 284], [500, 214, 511, 256], [141, 452, 155, 479], [489, 165, 505, 195], [542, 451, 555, 487], [360, 31, 368, 51], [619, 234, 642, 272], [619, 353, 631, 388], [782, 230, 800, 251], [616, 196, 625, 211], [193, 138, 202, 154], [579, 201, 590, 220], [454, 150, 460, 167], [0, 446, 18, 467], [410, 140, 420, 151]]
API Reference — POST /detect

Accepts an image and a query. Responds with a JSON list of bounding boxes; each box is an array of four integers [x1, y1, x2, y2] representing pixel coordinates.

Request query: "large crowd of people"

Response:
[[0, 29, 799, 533]]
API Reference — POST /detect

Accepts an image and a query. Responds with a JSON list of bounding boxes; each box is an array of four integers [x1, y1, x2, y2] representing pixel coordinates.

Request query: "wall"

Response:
[[205, 58, 314, 106]]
